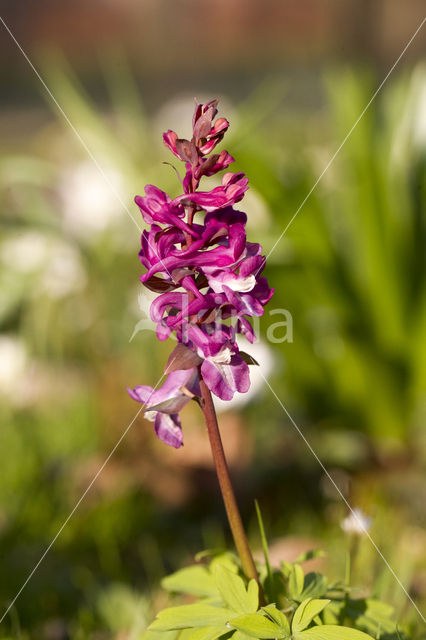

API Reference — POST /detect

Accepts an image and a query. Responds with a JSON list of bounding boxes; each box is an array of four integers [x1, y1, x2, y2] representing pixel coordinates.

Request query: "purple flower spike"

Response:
[[129, 99, 274, 446]]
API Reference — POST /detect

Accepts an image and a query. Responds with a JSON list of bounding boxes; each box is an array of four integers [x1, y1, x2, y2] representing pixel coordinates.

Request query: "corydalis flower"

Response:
[[127, 369, 199, 448], [129, 99, 274, 447]]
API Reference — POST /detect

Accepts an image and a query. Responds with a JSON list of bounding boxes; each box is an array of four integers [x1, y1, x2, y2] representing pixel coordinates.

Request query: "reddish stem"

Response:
[[199, 374, 260, 586]]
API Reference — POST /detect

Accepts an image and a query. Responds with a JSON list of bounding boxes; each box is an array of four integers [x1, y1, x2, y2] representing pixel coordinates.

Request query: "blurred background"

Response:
[[0, 1, 425, 638]]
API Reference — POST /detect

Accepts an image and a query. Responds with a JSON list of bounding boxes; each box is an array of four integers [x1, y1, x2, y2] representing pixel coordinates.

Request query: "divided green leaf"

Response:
[[178, 626, 228, 640], [300, 572, 328, 599], [288, 563, 305, 599], [214, 564, 258, 613], [292, 598, 330, 633], [209, 553, 240, 574], [296, 624, 374, 640], [321, 601, 343, 625], [264, 570, 287, 606], [162, 565, 218, 598], [262, 604, 290, 632], [230, 613, 289, 639], [149, 604, 234, 631], [141, 630, 180, 640], [247, 579, 260, 613], [345, 598, 399, 637], [295, 550, 326, 563], [233, 631, 258, 640]]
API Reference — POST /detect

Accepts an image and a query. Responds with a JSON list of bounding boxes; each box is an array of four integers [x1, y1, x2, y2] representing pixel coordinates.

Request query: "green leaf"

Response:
[[321, 601, 343, 625], [229, 613, 289, 639], [140, 630, 180, 640], [345, 598, 398, 636], [209, 553, 240, 574], [178, 626, 227, 640], [195, 550, 238, 567], [262, 604, 290, 633], [300, 573, 328, 599], [149, 604, 234, 631], [254, 500, 273, 600], [194, 549, 224, 561], [346, 598, 394, 622], [214, 565, 258, 613], [247, 580, 260, 613], [280, 561, 293, 579], [288, 564, 305, 599], [199, 596, 229, 607], [162, 566, 218, 598], [296, 624, 374, 640], [294, 550, 326, 564], [233, 632, 256, 640], [264, 570, 287, 605], [292, 598, 330, 633]]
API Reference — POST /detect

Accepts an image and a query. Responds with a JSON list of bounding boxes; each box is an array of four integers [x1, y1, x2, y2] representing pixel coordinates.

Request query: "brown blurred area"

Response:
[[1, 0, 425, 110]]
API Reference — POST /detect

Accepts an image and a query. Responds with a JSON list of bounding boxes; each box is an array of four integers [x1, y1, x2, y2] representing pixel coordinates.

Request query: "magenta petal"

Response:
[[155, 368, 198, 403], [187, 325, 231, 358], [201, 359, 233, 401], [223, 286, 264, 317], [237, 317, 257, 343], [175, 173, 249, 212], [199, 138, 220, 155], [230, 355, 251, 393], [196, 151, 234, 178], [148, 395, 189, 414], [150, 292, 186, 322], [156, 322, 172, 341], [201, 355, 250, 401], [239, 255, 265, 278], [127, 385, 155, 404], [154, 413, 183, 448], [129, 370, 199, 414], [163, 130, 179, 158]]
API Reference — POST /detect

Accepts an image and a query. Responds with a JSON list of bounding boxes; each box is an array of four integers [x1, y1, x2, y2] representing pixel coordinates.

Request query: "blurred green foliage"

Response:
[[231, 68, 426, 446], [0, 58, 425, 638]]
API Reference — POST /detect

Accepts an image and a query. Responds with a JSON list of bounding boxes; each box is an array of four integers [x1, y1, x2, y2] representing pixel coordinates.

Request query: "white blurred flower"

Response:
[[1, 231, 51, 273], [0, 336, 27, 396], [341, 508, 372, 536], [392, 64, 426, 164], [0, 231, 87, 299], [0, 337, 85, 407], [411, 64, 426, 151], [59, 161, 125, 238], [244, 187, 271, 232], [129, 288, 158, 342], [40, 245, 87, 298]]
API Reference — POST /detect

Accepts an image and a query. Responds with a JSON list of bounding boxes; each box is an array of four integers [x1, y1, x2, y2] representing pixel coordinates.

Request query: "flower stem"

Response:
[[198, 375, 260, 586]]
